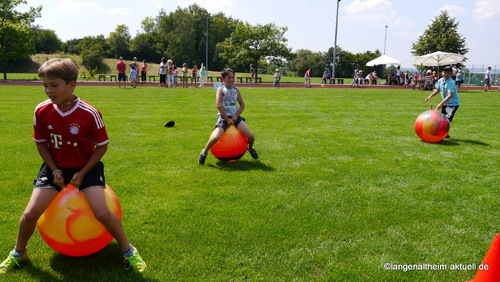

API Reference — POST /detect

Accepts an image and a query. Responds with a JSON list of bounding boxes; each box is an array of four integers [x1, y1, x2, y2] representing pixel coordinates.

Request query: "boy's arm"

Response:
[[36, 142, 64, 188], [436, 92, 453, 110], [425, 88, 440, 103], [71, 144, 108, 188], [234, 89, 245, 120]]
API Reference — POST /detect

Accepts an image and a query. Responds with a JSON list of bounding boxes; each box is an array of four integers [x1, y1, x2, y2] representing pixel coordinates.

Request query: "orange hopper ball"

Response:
[[37, 184, 122, 257], [415, 110, 450, 143], [210, 125, 249, 162]]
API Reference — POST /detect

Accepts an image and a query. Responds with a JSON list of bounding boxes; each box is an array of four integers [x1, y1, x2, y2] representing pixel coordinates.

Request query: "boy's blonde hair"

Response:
[[38, 58, 79, 83]]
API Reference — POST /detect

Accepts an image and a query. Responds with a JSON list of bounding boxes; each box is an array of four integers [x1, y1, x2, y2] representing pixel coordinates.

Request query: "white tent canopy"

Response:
[[412, 51, 465, 67], [366, 55, 401, 67]]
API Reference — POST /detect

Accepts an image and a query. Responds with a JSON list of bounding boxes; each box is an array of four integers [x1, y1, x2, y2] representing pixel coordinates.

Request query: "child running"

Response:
[[0, 58, 146, 275], [198, 68, 259, 165]]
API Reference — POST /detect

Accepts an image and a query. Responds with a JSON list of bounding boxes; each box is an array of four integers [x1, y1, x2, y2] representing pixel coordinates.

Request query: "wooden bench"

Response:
[[329, 78, 344, 84], [237, 77, 253, 83], [98, 75, 106, 81], [149, 75, 157, 82]]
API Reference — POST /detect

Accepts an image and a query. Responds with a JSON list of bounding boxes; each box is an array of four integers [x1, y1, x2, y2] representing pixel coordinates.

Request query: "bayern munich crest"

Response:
[[69, 123, 80, 135]]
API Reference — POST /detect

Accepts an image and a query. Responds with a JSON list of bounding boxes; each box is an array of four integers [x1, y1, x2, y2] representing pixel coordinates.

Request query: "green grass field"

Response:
[[0, 85, 498, 281]]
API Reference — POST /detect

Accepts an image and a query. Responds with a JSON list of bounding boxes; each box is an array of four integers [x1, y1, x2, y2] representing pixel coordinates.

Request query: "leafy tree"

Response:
[[62, 38, 83, 54], [141, 16, 157, 35], [32, 27, 62, 54], [289, 49, 323, 77], [412, 10, 468, 68], [218, 22, 292, 81], [81, 43, 105, 71], [165, 7, 197, 65], [0, 0, 41, 79], [209, 13, 238, 71], [130, 33, 162, 62], [107, 24, 131, 59]]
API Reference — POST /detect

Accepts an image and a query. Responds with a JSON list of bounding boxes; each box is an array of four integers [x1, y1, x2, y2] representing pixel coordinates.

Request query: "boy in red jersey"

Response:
[[0, 59, 146, 274]]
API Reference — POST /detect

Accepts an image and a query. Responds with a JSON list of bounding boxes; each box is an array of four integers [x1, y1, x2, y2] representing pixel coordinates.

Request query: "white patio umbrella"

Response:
[[412, 51, 465, 72], [366, 54, 401, 66]]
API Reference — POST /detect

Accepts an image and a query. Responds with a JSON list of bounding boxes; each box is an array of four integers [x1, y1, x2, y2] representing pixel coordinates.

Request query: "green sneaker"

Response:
[[0, 251, 28, 274], [124, 248, 146, 273]]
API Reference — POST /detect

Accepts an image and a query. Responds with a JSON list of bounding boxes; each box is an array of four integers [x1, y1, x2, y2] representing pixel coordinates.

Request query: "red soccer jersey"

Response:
[[33, 98, 109, 168]]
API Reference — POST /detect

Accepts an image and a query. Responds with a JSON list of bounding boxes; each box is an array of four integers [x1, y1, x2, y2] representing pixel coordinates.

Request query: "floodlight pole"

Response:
[[206, 17, 209, 71], [332, 0, 341, 79], [384, 25, 388, 55]]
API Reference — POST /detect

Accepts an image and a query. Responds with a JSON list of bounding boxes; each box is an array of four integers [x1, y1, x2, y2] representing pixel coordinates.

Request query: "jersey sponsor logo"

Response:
[[50, 133, 63, 149]]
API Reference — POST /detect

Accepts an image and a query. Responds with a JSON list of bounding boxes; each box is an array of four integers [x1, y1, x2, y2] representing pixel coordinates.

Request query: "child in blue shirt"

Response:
[[425, 66, 460, 138]]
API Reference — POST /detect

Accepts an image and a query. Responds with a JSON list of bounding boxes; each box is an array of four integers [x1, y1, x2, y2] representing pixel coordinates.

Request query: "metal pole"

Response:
[[332, 0, 340, 79], [206, 17, 209, 71], [384, 25, 388, 55]]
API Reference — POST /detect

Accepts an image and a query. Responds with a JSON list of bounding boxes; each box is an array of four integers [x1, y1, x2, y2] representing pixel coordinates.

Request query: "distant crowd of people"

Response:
[[116, 56, 206, 89]]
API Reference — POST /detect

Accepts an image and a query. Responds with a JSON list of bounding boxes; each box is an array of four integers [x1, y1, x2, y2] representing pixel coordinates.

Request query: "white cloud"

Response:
[[343, 0, 395, 25], [152, 0, 163, 10], [394, 16, 414, 27], [56, 0, 103, 12], [436, 5, 467, 18], [473, 0, 500, 22], [109, 8, 131, 16], [394, 30, 410, 37]]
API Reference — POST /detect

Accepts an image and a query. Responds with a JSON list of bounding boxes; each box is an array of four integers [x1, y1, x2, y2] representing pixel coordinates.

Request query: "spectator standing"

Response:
[[173, 65, 178, 88], [250, 64, 255, 84], [456, 70, 463, 88], [140, 59, 147, 84], [116, 57, 127, 89], [350, 67, 359, 87], [158, 57, 167, 88], [166, 59, 174, 88], [452, 65, 458, 81], [484, 66, 492, 91], [273, 69, 281, 88], [182, 63, 189, 88], [304, 68, 311, 88], [131, 57, 139, 71], [191, 65, 198, 87], [200, 63, 206, 87]]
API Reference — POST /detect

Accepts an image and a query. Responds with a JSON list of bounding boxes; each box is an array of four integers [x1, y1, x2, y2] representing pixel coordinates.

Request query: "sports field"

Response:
[[0, 85, 498, 281]]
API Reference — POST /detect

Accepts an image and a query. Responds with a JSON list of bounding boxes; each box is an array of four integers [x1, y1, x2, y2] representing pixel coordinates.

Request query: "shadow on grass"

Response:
[[208, 160, 275, 171], [422, 139, 490, 146], [42, 243, 156, 282]]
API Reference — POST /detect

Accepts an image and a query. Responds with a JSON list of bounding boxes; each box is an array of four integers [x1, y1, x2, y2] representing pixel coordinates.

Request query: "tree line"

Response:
[[2, 1, 466, 80]]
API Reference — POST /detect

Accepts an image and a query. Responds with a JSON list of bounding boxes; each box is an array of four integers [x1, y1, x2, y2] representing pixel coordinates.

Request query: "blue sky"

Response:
[[21, 0, 500, 71]]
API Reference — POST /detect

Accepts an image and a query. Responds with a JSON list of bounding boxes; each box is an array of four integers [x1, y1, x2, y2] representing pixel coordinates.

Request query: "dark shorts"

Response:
[[160, 74, 166, 83], [215, 116, 245, 131], [118, 73, 127, 81], [34, 162, 105, 192], [441, 105, 459, 122]]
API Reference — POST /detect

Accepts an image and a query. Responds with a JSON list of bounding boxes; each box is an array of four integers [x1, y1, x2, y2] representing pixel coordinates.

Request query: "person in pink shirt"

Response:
[[304, 68, 311, 88], [116, 57, 127, 89], [140, 59, 147, 84]]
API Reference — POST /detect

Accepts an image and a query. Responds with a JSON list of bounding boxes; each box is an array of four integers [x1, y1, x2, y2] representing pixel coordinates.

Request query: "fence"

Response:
[[462, 65, 498, 86]]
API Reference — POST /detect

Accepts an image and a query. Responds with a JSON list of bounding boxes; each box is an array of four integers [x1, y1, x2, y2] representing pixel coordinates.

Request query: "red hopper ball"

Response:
[[37, 184, 122, 257], [210, 125, 249, 162]]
